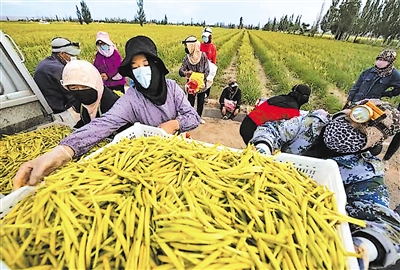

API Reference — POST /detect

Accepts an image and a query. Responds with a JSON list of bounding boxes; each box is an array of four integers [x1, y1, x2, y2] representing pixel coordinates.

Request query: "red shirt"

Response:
[[200, 43, 217, 64], [248, 102, 300, 126]]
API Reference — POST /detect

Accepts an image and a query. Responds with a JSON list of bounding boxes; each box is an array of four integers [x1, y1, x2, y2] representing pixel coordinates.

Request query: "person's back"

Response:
[[34, 55, 74, 113], [240, 84, 311, 145], [33, 37, 82, 126]]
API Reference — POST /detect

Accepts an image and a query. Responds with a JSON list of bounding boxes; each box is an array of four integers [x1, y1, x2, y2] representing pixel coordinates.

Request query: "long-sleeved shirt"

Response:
[[179, 53, 210, 93], [200, 42, 217, 64], [250, 110, 400, 268], [60, 79, 200, 157], [248, 100, 300, 126], [33, 55, 80, 114], [93, 50, 126, 88], [219, 87, 242, 110], [347, 67, 400, 103]]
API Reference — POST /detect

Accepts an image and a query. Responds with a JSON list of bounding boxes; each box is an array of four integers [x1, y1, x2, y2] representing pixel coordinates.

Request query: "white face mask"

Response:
[[132, 66, 152, 88], [375, 59, 389, 69]]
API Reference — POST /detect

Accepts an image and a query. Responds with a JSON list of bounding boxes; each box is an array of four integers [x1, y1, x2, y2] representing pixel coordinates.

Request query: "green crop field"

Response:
[[2, 22, 399, 112]]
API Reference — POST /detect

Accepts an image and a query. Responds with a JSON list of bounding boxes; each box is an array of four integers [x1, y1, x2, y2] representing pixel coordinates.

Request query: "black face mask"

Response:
[[69, 89, 98, 105], [185, 48, 190, 54]]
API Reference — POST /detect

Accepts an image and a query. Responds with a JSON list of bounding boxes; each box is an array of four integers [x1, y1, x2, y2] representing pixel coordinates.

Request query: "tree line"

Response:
[[12, 0, 399, 46], [259, 0, 399, 45]]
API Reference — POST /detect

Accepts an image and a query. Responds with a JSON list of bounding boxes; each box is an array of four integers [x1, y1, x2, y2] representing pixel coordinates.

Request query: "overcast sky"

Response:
[[2, 0, 342, 26]]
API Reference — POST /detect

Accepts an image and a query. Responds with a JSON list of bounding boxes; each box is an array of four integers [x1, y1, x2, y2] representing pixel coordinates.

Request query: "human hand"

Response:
[[13, 146, 73, 190], [159, 120, 180, 135], [234, 109, 239, 116], [184, 71, 193, 78], [222, 107, 226, 115], [353, 237, 371, 270], [100, 73, 108, 81], [255, 143, 272, 155]]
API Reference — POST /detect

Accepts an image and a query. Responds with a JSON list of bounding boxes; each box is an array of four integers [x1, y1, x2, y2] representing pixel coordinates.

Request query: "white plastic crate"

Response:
[[0, 122, 359, 270], [84, 122, 171, 160]]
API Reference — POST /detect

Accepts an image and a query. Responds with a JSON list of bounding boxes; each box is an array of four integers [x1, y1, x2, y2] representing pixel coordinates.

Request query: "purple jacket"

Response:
[[60, 79, 201, 157], [93, 50, 126, 87]]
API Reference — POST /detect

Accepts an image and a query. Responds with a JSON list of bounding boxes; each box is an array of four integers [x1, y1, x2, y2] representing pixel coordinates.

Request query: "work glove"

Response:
[[255, 143, 272, 156], [13, 145, 73, 190]]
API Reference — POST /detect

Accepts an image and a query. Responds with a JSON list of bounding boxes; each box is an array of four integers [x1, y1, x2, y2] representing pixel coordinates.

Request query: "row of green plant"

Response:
[[2, 22, 227, 75], [249, 33, 297, 99], [207, 31, 244, 97], [236, 31, 262, 105], [163, 29, 240, 87], [260, 32, 381, 91], [251, 31, 344, 111]]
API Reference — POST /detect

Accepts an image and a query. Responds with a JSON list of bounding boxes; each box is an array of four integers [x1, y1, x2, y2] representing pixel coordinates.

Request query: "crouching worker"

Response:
[[219, 81, 242, 120], [61, 60, 121, 129], [13, 35, 201, 189], [250, 99, 400, 270], [240, 84, 311, 145]]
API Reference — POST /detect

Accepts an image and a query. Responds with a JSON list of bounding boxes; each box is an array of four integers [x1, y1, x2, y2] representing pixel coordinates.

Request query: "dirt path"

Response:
[[254, 56, 273, 98], [190, 110, 399, 210], [327, 84, 348, 104]]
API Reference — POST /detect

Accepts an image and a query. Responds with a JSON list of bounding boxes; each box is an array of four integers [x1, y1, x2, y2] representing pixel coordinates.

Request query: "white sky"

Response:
[[1, 0, 348, 26]]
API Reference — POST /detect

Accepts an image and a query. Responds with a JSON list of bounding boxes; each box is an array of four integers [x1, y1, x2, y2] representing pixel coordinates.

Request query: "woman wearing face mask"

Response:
[[219, 80, 242, 120], [61, 60, 121, 129], [179, 36, 210, 124], [344, 49, 400, 109], [200, 27, 217, 104], [14, 35, 201, 189], [93, 31, 126, 93], [250, 99, 400, 270]]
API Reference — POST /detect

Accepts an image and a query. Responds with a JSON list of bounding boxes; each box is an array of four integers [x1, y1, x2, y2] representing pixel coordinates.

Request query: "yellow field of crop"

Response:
[[2, 22, 399, 111]]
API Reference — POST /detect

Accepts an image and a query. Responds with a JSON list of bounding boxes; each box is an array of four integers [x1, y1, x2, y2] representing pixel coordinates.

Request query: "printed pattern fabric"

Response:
[[250, 110, 400, 262]]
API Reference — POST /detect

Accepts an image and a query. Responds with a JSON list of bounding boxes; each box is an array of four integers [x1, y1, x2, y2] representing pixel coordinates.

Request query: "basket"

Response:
[[0, 123, 359, 270]]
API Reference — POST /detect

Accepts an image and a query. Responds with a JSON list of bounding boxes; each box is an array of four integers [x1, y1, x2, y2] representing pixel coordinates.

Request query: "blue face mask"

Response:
[[100, 44, 109, 51], [202, 36, 208, 43], [132, 66, 152, 89]]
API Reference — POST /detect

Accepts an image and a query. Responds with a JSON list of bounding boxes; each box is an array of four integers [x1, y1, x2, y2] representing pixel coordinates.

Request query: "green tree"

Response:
[[135, 0, 146, 26], [75, 5, 83, 25], [376, 0, 400, 44], [352, 0, 373, 41], [163, 14, 168, 25], [80, 0, 92, 24], [334, 0, 361, 40], [239, 17, 243, 29], [320, 0, 340, 36]]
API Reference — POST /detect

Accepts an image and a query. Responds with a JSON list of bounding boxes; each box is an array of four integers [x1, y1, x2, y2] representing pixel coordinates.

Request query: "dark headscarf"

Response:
[[118, 36, 169, 105], [267, 84, 311, 109]]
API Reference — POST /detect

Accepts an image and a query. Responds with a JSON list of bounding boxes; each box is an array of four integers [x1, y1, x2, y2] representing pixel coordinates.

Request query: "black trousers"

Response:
[[239, 115, 258, 145], [188, 92, 206, 117], [204, 87, 211, 97]]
